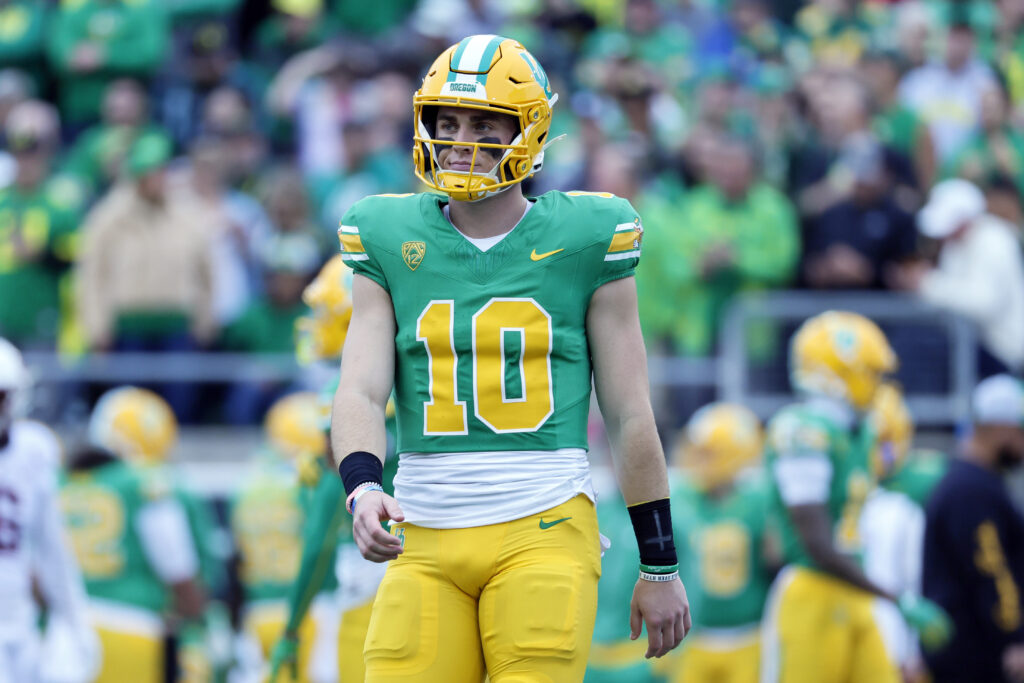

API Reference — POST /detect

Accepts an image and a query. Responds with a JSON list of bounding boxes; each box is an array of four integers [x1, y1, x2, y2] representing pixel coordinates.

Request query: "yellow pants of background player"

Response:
[[93, 626, 163, 683], [245, 602, 318, 682], [760, 566, 899, 683], [668, 626, 760, 683], [338, 599, 375, 682], [364, 494, 602, 683]]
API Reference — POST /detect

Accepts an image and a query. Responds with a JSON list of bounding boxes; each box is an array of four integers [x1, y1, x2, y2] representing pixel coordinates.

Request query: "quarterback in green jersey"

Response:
[[666, 403, 777, 683], [760, 312, 950, 683], [332, 34, 689, 682]]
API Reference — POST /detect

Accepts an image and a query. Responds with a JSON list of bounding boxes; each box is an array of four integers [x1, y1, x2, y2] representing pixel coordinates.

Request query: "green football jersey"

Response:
[[672, 471, 773, 629], [340, 191, 642, 455], [763, 401, 876, 570], [60, 461, 169, 613], [882, 448, 949, 508], [230, 458, 305, 603]]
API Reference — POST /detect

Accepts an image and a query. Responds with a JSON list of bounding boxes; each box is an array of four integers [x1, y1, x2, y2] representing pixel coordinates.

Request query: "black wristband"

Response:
[[338, 451, 383, 496], [627, 498, 678, 566]]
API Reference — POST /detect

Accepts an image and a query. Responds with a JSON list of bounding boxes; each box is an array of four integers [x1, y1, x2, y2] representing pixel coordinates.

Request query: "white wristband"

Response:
[[639, 570, 679, 583]]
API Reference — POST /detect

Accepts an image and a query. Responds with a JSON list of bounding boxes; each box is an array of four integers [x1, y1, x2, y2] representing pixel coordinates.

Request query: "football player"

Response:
[[232, 391, 335, 682], [666, 403, 777, 683], [0, 337, 97, 683], [270, 255, 398, 683], [859, 383, 947, 679], [334, 35, 689, 681], [65, 387, 208, 683], [760, 312, 950, 683]]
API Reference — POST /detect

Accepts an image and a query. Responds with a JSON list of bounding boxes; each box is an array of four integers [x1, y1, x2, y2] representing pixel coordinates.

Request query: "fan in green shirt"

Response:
[[944, 85, 1024, 199], [46, 0, 169, 129], [0, 1, 49, 94], [0, 101, 85, 347], [636, 136, 799, 357]]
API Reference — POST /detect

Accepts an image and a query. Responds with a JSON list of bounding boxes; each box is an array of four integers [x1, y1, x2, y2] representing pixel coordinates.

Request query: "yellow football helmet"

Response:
[[413, 34, 558, 202], [264, 392, 327, 461], [867, 382, 913, 481], [790, 311, 897, 411], [89, 387, 178, 465], [295, 255, 353, 363], [676, 403, 763, 492]]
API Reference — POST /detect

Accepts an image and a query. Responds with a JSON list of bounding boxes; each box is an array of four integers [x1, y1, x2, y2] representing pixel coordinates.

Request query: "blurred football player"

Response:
[[270, 256, 397, 683], [0, 337, 98, 683], [64, 386, 207, 683], [665, 403, 777, 683], [232, 391, 335, 683], [859, 383, 948, 679], [333, 34, 688, 682], [760, 311, 950, 683]]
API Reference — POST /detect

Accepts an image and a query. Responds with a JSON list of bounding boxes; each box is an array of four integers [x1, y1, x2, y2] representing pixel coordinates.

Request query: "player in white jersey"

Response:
[[0, 337, 97, 683]]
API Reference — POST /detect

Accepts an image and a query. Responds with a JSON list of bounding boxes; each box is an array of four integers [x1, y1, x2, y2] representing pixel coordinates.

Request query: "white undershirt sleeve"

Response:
[[135, 498, 199, 584], [772, 454, 833, 506]]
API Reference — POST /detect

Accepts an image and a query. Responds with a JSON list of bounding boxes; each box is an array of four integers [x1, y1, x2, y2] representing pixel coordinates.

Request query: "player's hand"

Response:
[[1003, 643, 1024, 682], [898, 593, 953, 651], [629, 577, 691, 659], [268, 632, 299, 682], [352, 490, 405, 562]]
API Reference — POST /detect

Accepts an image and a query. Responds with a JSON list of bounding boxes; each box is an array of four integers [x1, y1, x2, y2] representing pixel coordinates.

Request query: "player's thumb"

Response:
[[383, 496, 405, 522], [629, 602, 642, 640]]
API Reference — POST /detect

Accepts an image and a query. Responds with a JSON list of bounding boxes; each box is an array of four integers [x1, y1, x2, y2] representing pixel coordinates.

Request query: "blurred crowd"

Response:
[[2, 0, 1024, 424]]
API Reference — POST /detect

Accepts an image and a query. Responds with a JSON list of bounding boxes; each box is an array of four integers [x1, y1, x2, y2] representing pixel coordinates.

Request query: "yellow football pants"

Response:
[[245, 602, 318, 682], [364, 494, 602, 683], [93, 626, 163, 683], [338, 599, 374, 682], [760, 566, 899, 683], [669, 627, 760, 683]]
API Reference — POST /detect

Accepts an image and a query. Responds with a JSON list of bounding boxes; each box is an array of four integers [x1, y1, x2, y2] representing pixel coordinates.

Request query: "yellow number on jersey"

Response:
[[61, 486, 126, 579], [417, 298, 554, 435], [698, 522, 751, 597], [233, 495, 303, 585]]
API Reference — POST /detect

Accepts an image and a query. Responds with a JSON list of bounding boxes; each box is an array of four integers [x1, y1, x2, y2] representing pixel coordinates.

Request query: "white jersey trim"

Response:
[[772, 454, 833, 506], [604, 250, 641, 261], [393, 448, 595, 528]]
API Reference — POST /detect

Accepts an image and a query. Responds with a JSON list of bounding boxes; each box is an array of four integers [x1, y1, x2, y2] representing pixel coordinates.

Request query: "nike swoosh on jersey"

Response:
[[530, 248, 564, 261], [539, 516, 572, 529]]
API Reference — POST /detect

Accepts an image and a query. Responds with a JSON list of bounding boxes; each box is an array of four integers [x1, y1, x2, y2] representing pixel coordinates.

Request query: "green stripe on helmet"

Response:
[[446, 37, 472, 83], [474, 35, 505, 85]]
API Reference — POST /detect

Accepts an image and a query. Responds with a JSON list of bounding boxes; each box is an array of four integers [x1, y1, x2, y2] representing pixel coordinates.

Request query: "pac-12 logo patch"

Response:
[[402, 241, 426, 271]]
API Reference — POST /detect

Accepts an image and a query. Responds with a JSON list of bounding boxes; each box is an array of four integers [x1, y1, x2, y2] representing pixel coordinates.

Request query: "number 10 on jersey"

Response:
[[416, 298, 554, 435]]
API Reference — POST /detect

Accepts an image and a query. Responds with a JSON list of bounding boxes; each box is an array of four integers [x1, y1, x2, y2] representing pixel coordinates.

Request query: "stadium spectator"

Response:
[[46, 0, 169, 132], [258, 164, 329, 254], [888, 178, 1024, 376], [862, 49, 937, 190], [944, 82, 1024, 198], [0, 101, 84, 349], [64, 79, 166, 198], [201, 86, 269, 193], [640, 135, 799, 356], [0, 1, 49, 96], [177, 135, 273, 328], [899, 20, 997, 165], [219, 232, 319, 424], [922, 375, 1024, 683], [803, 136, 918, 290], [791, 0, 876, 71], [253, 0, 335, 77], [76, 133, 217, 417]]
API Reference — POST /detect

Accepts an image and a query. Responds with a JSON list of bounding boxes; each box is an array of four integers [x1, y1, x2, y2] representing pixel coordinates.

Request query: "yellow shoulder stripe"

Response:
[[608, 228, 641, 253], [338, 233, 365, 254]]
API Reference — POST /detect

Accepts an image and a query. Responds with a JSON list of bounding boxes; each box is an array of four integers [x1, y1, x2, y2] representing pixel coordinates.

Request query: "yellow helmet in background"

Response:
[[413, 34, 557, 202], [264, 392, 327, 460], [676, 403, 763, 492], [296, 255, 353, 364], [867, 382, 914, 481], [89, 387, 178, 465], [790, 311, 897, 411]]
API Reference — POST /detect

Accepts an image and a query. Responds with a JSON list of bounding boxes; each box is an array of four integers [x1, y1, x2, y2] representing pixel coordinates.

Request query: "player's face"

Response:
[[434, 106, 518, 175]]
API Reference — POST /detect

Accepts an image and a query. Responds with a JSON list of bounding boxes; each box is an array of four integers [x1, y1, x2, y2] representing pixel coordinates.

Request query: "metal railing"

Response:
[[718, 291, 977, 426], [19, 291, 979, 428]]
